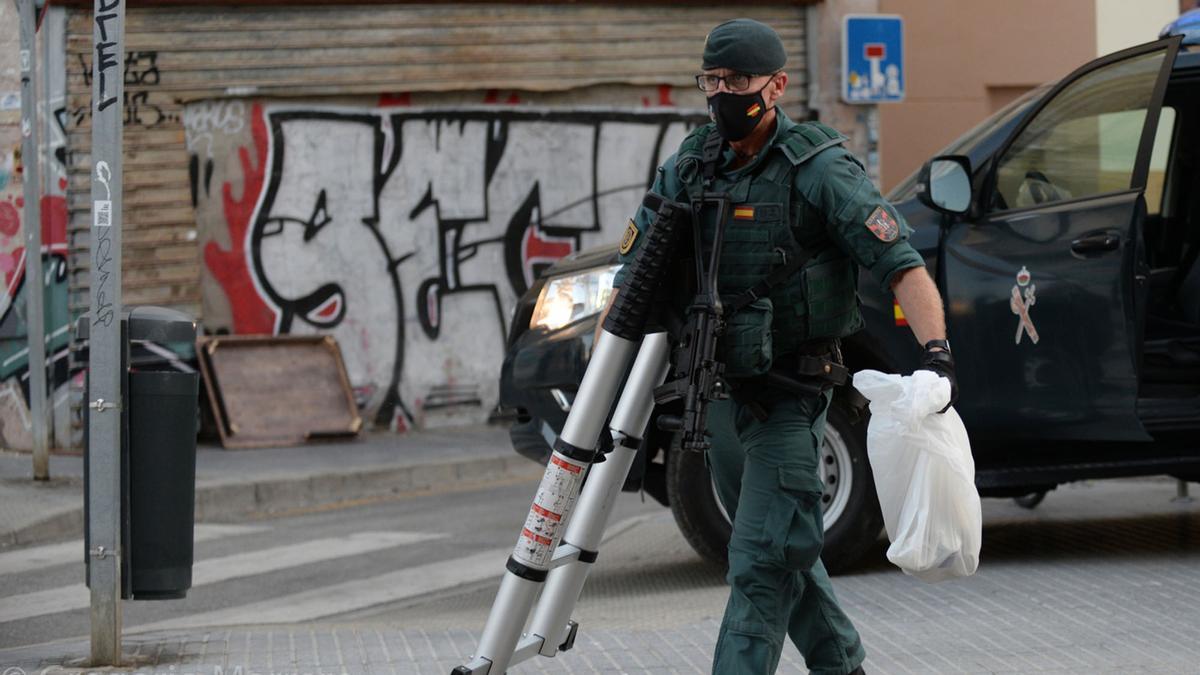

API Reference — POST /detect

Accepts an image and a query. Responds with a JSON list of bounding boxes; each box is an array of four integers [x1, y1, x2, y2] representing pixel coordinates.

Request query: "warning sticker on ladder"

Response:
[[513, 453, 587, 568]]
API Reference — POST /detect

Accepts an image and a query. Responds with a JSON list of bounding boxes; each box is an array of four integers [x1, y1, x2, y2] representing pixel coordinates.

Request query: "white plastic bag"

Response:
[[853, 369, 981, 582]]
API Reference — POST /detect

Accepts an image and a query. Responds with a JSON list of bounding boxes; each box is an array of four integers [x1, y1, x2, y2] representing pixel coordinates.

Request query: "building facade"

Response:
[[877, 0, 1183, 191], [0, 0, 1190, 447]]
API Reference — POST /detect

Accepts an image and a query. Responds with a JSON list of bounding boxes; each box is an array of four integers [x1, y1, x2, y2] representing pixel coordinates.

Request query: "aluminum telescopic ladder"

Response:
[[453, 193, 689, 674]]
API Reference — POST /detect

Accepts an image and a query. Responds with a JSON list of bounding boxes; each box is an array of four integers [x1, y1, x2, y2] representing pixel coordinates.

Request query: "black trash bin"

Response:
[[80, 306, 199, 600], [126, 307, 199, 599]]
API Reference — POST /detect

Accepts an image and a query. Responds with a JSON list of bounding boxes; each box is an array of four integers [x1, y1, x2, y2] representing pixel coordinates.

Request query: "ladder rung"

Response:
[[451, 634, 547, 675], [513, 633, 547, 664], [549, 544, 581, 568], [454, 621, 576, 674]]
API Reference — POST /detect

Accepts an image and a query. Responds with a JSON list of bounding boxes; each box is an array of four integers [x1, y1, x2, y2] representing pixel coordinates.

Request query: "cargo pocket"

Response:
[[719, 297, 774, 379], [773, 464, 826, 570]]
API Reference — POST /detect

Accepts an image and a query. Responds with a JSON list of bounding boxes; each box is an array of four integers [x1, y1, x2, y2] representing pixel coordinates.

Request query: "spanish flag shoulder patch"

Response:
[[733, 205, 755, 221], [893, 299, 908, 327]]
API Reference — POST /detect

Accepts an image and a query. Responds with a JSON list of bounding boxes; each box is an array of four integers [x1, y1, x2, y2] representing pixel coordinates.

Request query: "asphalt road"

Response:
[[0, 471, 662, 651], [3, 474, 1199, 673]]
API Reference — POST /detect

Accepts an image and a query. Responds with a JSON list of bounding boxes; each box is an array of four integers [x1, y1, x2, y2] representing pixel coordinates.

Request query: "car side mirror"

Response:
[[917, 155, 973, 216]]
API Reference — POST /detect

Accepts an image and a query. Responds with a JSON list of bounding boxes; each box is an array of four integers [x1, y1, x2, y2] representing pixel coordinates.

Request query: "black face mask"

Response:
[[707, 79, 773, 142]]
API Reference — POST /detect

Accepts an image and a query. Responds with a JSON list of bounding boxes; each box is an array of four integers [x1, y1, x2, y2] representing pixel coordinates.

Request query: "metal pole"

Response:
[[18, 0, 49, 481], [87, 0, 125, 664], [43, 4, 66, 452]]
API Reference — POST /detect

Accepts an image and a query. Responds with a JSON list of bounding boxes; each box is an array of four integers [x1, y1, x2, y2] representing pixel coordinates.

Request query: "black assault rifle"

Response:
[[652, 189, 732, 452], [646, 130, 837, 451]]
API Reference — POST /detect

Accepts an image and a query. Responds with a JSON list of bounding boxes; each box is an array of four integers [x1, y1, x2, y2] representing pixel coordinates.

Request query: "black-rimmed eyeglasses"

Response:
[[695, 72, 776, 93]]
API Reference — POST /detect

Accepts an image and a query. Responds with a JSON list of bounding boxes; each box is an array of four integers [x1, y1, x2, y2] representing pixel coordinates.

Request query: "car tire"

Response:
[[665, 399, 883, 575], [666, 444, 732, 570], [818, 402, 885, 574]]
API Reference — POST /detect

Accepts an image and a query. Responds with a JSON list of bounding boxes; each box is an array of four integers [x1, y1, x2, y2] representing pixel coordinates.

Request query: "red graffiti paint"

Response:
[[3, 246, 25, 296], [0, 202, 18, 237], [40, 195, 68, 252], [204, 103, 278, 334], [0, 197, 65, 247], [658, 84, 676, 106], [522, 224, 576, 288], [0, 194, 66, 318], [378, 92, 411, 107], [483, 90, 521, 105], [306, 293, 343, 325], [314, 296, 340, 319], [643, 85, 677, 108]]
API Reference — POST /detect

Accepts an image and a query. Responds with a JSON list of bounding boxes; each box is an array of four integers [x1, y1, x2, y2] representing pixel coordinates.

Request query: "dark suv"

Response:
[[498, 37, 1200, 573]]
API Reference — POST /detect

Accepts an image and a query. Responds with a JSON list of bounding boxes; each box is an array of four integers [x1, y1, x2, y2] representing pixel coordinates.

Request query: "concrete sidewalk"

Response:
[[0, 424, 541, 548]]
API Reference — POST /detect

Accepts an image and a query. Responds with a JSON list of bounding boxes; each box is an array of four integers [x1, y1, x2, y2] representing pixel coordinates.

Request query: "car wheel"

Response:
[[665, 443, 731, 569], [665, 399, 883, 575], [818, 402, 885, 574]]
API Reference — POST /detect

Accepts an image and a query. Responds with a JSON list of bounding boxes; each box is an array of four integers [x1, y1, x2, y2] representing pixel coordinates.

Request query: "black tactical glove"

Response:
[[919, 339, 957, 414]]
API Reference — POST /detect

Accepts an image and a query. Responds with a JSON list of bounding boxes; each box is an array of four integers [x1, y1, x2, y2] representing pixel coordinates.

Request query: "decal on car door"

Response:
[[1010, 266, 1039, 345]]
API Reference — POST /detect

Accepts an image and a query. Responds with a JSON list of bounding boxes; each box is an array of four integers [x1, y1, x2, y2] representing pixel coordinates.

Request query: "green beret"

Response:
[[702, 18, 787, 74]]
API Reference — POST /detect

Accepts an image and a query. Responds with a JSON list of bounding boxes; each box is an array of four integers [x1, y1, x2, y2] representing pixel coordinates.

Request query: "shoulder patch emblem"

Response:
[[865, 206, 899, 242], [619, 219, 639, 255]]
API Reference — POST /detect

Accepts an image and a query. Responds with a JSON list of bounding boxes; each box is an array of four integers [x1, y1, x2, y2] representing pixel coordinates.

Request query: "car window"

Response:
[[1144, 106, 1176, 216], [990, 50, 1170, 213], [886, 86, 1046, 201]]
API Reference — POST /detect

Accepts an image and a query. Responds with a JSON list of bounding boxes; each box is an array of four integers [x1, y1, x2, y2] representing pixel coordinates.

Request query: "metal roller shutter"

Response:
[[64, 2, 809, 320]]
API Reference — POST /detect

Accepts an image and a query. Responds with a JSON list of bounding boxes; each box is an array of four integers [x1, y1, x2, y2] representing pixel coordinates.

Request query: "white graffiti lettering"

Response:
[[207, 105, 697, 427]]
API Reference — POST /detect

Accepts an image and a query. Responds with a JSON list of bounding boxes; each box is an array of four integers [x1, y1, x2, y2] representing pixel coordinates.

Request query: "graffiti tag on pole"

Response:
[[92, 159, 113, 330], [94, 0, 122, 112]]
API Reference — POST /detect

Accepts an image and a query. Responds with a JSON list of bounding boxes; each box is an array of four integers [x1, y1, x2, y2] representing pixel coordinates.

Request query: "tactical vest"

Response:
[[673, 121, 864, 356]]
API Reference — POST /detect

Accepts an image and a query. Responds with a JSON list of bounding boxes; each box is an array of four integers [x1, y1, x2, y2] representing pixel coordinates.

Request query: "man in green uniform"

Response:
[[603, 18, 956, 675]]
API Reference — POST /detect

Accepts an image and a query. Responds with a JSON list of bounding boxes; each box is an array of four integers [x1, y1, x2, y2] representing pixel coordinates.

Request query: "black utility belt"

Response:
[[728, 349, 848, 395]]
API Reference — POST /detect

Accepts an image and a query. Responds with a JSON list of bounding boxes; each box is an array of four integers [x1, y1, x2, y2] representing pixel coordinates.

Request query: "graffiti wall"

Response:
[[188, 94, 701, 429], [0, 7, 73, 452]]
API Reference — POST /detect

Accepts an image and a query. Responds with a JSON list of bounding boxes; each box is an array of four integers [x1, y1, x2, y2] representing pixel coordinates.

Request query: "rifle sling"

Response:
[[686, 128, 818, 317], [700, 127, 724, 189]]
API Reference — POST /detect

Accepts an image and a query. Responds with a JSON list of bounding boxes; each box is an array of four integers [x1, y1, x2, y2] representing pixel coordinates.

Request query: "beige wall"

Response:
[[876, 0, 1097, 191], [1097, 0, 1181, 55], [0, 2, 18, 172], [811, 0, 883, 180]]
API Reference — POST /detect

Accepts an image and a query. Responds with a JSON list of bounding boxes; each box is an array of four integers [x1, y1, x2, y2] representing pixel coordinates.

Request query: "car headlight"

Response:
[[530, 264, 622, 331]]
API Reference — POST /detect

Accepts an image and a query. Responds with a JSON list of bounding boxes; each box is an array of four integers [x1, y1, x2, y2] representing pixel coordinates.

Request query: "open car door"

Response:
[[944, 37, 1181, 441]]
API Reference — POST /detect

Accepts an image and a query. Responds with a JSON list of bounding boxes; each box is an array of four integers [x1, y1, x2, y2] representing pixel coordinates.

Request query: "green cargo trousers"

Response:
[[705, 389, 866, 675]]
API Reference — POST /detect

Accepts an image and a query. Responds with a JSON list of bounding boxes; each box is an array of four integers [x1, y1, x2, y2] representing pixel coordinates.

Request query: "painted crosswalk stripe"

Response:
[[135, 512, 655, 632], [0, 530, 443, 623], [0, 524, 268, 577], [136, 547, 510, 631]]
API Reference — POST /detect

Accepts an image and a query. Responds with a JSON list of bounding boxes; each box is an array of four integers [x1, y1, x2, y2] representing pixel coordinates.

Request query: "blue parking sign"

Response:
[[843, 15, 904, 104]]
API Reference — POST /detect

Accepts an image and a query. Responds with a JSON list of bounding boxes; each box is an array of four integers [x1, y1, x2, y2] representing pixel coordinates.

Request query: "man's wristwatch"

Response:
[[919, 339, 958, 413]]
